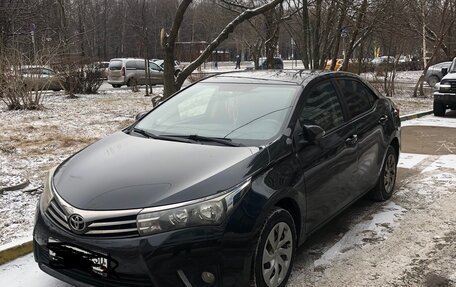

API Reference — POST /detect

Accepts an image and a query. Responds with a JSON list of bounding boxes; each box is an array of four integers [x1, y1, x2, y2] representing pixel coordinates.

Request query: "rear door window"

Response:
[[300, 81, 345, 132], [336, 79, 377, 119], [135, 60, 146, 70], [109, 60, 122, 70], [126, 61, 136, 70]]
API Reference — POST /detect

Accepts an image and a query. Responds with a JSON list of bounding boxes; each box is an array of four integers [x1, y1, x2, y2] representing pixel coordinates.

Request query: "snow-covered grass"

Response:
[[0, 83, 157, 245]]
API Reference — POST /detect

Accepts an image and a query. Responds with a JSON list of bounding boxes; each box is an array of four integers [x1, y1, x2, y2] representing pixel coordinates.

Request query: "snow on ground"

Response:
[[0, 83, 156, 245], [0, 253, 70, 287], [402, 114, 456, 128], [289, 152, 456, 286]]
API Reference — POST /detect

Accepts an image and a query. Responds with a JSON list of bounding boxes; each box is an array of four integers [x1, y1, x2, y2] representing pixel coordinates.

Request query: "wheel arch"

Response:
[[390, 137, 400, 160], [275, 197, 301, 243]]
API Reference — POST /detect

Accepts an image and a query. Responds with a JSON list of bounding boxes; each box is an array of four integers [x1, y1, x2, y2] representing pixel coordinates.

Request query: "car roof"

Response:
[[201, 70, 357, 86]]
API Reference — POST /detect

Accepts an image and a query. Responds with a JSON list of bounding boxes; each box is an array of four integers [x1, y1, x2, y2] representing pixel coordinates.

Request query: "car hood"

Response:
[[53, 132, 262, 210], [441, 73, 456, 81]]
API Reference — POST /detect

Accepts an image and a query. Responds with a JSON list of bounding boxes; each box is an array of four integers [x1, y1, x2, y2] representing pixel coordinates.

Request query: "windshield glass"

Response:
[[450, 58, 456, 73], [109, 60, 122, 70], [134, 83, 300, 146]]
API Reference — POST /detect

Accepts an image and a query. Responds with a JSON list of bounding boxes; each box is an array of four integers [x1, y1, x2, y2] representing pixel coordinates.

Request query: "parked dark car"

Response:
[[258, 57, 284, 69], [433, 57, 456, 116], [34, 70, 400, 287], [426, 61, 452, 87]]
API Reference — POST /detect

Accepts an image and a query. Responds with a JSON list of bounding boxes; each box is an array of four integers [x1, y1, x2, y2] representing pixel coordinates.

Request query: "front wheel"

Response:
[[370, 145, 397, 201], [427, 76, 439, 87], [433, 101, 446, 117], [253, 208, 296, 287]]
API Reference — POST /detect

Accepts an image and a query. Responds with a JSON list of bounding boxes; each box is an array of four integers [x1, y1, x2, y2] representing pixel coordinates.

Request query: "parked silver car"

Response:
[[108, 58, 164, 88], [19, 66, 63, 91], [426, 61, 452, 87], [151, 59, 182, 76]]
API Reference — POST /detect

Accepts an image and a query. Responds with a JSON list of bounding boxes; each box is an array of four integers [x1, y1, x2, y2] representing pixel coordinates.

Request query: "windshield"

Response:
[[134, 83, 300, 146], [109, 60, 122, 70], [450, 58, 456, 73]]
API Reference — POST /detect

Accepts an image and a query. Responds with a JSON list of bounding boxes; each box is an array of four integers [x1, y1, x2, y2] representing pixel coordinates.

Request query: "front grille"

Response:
[[47, 200, 69, 230], [46, 200, 140, 238], [449, 81, 456, 93]]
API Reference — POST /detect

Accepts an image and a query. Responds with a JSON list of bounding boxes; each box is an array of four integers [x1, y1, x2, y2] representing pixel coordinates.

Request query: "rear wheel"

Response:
[[427, 76, 439, 87], [253, 208, 296, 287], [433, 101, 446, 117], [127, 78, 137, 87], [370, 146, 397, 201]]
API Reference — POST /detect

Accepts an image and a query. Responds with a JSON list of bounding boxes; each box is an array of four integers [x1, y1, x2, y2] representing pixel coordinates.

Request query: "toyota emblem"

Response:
[[68, 214, 86, 233]]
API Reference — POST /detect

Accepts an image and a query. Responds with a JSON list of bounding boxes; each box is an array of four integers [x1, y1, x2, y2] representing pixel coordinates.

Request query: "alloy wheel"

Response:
[[262, 222, 293, 287], [384, 153, 396, 194]]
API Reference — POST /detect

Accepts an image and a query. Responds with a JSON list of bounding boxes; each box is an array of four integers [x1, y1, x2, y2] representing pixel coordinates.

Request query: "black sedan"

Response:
[[34, 70, 400, 287]]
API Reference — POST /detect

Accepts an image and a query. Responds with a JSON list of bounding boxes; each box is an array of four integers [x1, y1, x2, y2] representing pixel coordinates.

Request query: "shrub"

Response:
[[53, 60, 104, 96], [0, 53, 47, 110]]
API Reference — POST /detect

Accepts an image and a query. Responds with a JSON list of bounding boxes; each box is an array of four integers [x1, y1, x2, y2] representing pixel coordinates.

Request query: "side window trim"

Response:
[[333, 77, 378, 121], [297, 79, 346, 135]]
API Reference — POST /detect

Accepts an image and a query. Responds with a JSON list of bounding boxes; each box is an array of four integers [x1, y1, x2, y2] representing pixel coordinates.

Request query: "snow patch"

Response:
[[421, 155, 456, 173], [402, 115, 456, 128], [314, 201, 406, 268], [398, 153, 428, 169]]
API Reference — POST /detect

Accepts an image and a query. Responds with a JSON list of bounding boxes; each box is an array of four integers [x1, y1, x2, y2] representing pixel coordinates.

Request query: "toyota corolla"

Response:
[[34, 70, 400, 287]]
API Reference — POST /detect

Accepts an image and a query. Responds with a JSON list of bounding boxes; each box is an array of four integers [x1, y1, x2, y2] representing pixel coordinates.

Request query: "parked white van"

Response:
[[107, 58, 164, 88]]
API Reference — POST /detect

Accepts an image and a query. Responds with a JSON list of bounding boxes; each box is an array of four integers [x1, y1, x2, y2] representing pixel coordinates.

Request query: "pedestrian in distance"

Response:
[[235, 55, 241, 69]]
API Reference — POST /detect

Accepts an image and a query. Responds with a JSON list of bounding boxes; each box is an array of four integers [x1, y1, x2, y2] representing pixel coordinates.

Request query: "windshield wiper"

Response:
[[131, 128, 194, 143], [169, 134, 243, 147]]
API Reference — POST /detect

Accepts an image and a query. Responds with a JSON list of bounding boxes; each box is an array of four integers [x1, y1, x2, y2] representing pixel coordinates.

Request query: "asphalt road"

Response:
[[0, 114, 455, 287]]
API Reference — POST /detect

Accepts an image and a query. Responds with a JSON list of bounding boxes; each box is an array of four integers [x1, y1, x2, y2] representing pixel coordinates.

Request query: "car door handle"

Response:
[[379, 115, 389, 125], [345, 135, 358, 146]]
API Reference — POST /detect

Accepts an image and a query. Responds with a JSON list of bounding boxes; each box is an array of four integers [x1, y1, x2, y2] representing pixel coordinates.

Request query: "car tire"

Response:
[[427, 76, 439, 87], [112, 85, 121, 88], [433, 101, 446, 117], [127, 78, 137, 87], [370, 146, 397, 201], [253, 207, 296, 287]]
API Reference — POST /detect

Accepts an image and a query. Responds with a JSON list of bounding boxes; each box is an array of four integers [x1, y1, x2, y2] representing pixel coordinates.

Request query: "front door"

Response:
[[294, 80, 358, 233]]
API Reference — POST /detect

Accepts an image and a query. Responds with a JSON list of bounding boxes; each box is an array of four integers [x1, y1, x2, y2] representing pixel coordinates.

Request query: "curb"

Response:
[[0, 240, 33, 265], [400, 110, 433, 122]]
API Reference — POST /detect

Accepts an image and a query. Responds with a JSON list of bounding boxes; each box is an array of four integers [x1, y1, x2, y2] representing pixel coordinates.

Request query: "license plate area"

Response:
[[48, 238, 110, 277]]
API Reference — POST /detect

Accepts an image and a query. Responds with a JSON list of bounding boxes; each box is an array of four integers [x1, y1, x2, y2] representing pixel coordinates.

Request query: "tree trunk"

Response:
[[162, 0, 285, 98]]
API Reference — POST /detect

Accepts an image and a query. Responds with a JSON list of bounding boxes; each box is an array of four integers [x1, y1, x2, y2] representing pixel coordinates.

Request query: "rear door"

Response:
[[294, 79, 358, 232], [108, 60, 123, 81], [334, 77, 388, 194], [149, 62, 163, 84]]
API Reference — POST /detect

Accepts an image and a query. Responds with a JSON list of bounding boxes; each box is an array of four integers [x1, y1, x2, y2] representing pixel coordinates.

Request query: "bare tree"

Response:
[[161, 0, 285, 98]]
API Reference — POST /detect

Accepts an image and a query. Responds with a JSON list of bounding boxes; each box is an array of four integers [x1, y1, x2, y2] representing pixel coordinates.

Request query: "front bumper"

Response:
[[33, 207, 254, 287], [434, 92, 456, 107]]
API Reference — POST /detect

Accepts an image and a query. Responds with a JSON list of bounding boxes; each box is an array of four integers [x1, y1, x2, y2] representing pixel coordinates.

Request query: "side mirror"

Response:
[[151, 95, 162, 107], [135, 112, 147, 121], [441, 68, 448, 76], [302, 125, 325, 142]]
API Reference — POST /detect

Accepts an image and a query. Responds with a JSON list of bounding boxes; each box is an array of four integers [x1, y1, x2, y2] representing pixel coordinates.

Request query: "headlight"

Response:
[[440, 81, 451, 92], [137, 178, 251, 236], [40, 166, 57, 214]]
